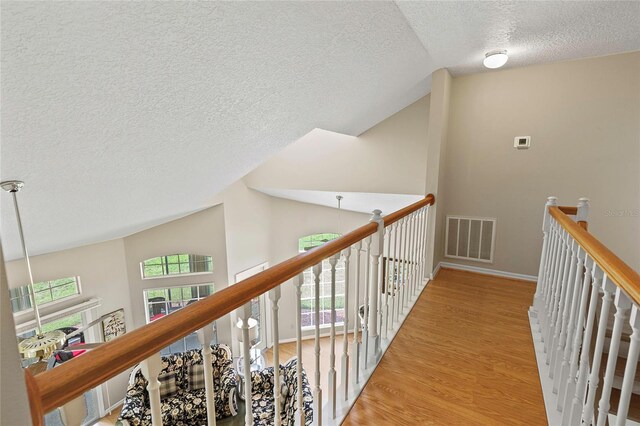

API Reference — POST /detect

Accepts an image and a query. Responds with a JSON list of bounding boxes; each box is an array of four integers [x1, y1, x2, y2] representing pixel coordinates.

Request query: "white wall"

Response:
[[122, 204, 232, 343], [1, 242, 32, 425], [434, 51, 640, 275], [4, 238, 134, 416], [244, 95, 430, 196]]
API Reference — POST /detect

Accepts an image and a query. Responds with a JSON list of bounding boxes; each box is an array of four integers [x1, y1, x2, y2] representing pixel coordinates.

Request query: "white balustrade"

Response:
[[566, 263, 603, 425], [237, 302, 254, 426], [549, 236, 574, 376], [294, 274, 305, 426], [140, 354, 163, 426], [367, 210, 384, 363], [312, 263, 323, 425], [352, 241, 362, 384], [596, 287, 631, 426], [196, 324, 217, 426], [581, 275, 614, 424], [382, 227, 390, 339], [392, 223, 400, 325], [269, 286, 282, 426], [362, 237, 371, 369], [341, 248, 351, 401], [328, 255, 338, 419], [615, 304, 640, 426]]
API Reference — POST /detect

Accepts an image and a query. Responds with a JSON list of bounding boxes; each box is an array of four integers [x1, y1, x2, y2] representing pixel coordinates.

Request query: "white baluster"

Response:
[[566, 262, 603, 426], [237, 302, 254, 426], [362, 237, 371, 369], [140, 354, 163, 426], [549, 236, 575, 376], [197, 324, 217, 426], [352, 241, 362, 384], [312, 263, 322, 425], [557, 246, 586, 403], [542, 222, 561, 340], [393, 222, 401, 324], [410, 212, 418, 299], [269, 286, 282, 426], [582, 275, 614, 424], [294, 274, 305, 426], [535, 197, 558, 313], [402, 216, 410, 312], [328, 255, 338, 419], [547, 230, 569, 359], [389, 223, 398, 328], [397, 218, 406, 319], [615, 304, 640, 426], [541, 219, 559, 324], [596, 288, 632, 426], [419, 206, 429, 290], [341, 248, 351, 401], [382, 228, 390, 339], [560, 255, 594, 413], [367, 209, 384, 363], [405, 213, 414, 302]]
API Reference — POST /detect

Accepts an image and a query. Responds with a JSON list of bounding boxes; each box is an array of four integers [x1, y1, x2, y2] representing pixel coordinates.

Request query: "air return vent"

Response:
[[445, 216, 496, 263]]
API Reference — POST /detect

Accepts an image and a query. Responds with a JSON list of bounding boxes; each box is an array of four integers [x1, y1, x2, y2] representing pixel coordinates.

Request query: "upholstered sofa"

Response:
[[250, 357, 313, 426], [118, 344, 237, 426]]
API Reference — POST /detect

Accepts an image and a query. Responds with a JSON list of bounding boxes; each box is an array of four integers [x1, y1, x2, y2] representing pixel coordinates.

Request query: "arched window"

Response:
[[299, 233, 345, 329], [140, 254, 212, 279]]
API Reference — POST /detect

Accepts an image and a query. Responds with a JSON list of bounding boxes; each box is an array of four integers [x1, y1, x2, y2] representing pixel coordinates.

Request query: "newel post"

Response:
[[534, 196, 557, 314], [576, 197, 589, 230], [367, 209, 384, 362]]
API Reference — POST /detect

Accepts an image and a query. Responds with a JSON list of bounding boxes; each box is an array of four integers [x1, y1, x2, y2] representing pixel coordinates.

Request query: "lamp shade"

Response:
[[235, 317, 259, 343]]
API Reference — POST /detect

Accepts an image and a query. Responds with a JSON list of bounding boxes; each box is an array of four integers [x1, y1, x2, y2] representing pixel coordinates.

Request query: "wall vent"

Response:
[[445, 216, 496, 263]]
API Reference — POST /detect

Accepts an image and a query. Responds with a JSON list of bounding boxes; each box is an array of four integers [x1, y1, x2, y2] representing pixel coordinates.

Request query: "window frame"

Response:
[[299, 233, 346, 330], [142, 283, 217, 355], [10, 276, 83, 316], [140, 254, 213, 280]]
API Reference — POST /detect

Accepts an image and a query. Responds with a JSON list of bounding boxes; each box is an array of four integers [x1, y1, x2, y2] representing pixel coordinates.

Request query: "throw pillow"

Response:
[[158, 372, 177, 400], [188, 364, 205, 391]]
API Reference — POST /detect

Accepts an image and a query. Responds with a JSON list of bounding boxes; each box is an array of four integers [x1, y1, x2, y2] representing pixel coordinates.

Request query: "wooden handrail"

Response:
[[549, 207, 640, 305], [558, 206, 578, 215], [30, 194, 435, 416], [383, 194, 435, 227]]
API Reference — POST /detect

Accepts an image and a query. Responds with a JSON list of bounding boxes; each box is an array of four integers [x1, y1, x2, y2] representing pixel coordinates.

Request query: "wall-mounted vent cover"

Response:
[[445, 216, 496, 263]]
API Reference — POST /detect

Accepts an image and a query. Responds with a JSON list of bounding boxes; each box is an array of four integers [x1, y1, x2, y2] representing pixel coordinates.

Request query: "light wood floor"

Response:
[[342, 268, 547, 425]]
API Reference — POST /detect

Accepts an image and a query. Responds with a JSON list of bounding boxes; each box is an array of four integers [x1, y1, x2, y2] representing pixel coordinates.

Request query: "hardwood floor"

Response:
[[342, 268, 547, 425], [97, 268, 546, 425]]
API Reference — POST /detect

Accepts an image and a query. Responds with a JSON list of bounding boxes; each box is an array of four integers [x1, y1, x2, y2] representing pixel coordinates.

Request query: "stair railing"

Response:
[[532, 197, 640, 426], [24, 194, 435, 426]]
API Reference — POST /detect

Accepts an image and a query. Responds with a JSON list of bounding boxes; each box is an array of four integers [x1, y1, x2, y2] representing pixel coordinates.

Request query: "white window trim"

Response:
[[140, 270, 214, 281], [12, 276, 83, 317], [14, 298, 102, 335]]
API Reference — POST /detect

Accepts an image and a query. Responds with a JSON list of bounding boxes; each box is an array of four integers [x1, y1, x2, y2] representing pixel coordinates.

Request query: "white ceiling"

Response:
[[397, 1, 640, 75], [255, 188, 423, 217], [1, 1, 638, 260]]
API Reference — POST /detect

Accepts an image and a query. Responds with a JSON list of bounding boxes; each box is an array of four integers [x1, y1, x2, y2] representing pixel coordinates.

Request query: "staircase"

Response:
[[530, 197, 640, 426]]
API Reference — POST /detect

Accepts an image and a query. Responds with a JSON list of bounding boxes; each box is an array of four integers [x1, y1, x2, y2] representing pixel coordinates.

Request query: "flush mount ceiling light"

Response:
[[483, 50, 508, 69]]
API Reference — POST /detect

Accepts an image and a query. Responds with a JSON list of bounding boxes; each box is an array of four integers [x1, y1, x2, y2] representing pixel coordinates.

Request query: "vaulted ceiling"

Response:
[[1, 1, 638, 259]]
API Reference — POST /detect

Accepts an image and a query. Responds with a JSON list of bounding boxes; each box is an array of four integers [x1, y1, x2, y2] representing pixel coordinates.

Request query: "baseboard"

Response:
[[438, 261, 537, 282], [431, 262, 442, 279]]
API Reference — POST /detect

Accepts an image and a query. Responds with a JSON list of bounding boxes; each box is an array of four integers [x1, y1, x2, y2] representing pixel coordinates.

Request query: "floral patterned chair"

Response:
[[118, 344, 237, 425], [250, 357, 313, 426]]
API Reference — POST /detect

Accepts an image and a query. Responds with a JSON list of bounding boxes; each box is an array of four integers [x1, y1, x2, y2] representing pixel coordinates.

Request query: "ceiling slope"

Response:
[[0, 1, 432, 259]]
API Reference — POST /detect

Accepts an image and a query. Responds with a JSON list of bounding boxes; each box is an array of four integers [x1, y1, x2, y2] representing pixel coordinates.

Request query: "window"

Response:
[[10, 276, 81, 314], [141, 254, 213, 279], [143, 284, 217, 355], [299, 234, 345, 329]]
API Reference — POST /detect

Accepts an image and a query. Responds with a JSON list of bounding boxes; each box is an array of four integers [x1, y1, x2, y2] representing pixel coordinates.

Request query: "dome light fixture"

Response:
[[483, 50, 508, 69]]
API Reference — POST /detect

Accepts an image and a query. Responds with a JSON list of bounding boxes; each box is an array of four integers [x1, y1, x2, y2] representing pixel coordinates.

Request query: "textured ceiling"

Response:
[[0, 2, 432, 260], [1, 1, 638, 260], [397, 1, 640, 75]]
